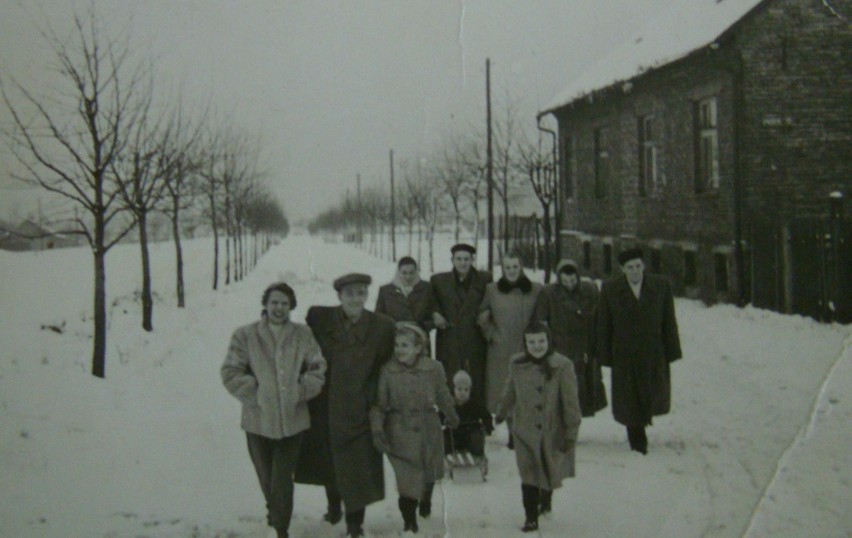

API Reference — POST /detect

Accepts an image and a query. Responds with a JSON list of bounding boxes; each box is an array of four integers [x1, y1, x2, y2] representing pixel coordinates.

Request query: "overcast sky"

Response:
[[0, 0, 668, 223]]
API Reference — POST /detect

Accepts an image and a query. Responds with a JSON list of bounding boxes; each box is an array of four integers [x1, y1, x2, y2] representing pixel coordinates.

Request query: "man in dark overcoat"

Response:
[[534, 259, 607, 417], [597, 248, 682, 454], [294, 273, 395, 537], [375, 256, 434, 332], [430, 243, 491, 407]]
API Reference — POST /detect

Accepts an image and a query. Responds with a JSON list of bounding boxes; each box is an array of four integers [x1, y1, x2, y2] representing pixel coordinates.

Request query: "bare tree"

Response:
[[517, 134, 558, 282], [2, 10, 148, 378], [437, 136, 471, 242]]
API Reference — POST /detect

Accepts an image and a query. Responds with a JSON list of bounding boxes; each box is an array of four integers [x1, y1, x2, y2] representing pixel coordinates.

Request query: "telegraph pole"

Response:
[[357, 173, 363, 245], [390, 150, 396, 261], [486, 58, 494, 273]]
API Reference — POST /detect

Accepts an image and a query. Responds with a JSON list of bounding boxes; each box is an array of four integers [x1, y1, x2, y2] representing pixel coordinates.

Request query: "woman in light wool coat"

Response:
[[496, 321, 581, 533], [221, 282, 326, 538]]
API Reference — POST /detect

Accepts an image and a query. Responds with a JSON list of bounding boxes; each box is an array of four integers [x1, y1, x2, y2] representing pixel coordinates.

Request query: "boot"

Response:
[[521, 484, 539, 532], [627, 426, 648, 455], [539, 489, 552, 515], [418, 482, 434, 518], [345, 523, 365, 537], [323, 487, 343, 524], [399, 497, 419, 533], [507, 432, 515, 450]]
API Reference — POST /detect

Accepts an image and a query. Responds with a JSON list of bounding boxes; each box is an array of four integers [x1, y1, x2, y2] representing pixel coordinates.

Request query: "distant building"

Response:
[[540, 0, 851, 322], [0, 219, 79, 251]]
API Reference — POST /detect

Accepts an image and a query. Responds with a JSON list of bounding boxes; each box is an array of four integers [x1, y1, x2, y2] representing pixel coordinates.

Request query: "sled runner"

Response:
[[444, 420, 489, 481]]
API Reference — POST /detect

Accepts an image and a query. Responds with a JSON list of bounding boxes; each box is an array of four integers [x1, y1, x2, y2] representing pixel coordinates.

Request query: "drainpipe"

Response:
[[537, 113, 561, 264], [731, 51, 748, 307]]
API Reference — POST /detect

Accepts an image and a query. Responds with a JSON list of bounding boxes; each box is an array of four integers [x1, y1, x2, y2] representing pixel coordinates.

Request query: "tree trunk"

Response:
[[210, 193, 220, 290], [171, 200, 185, 308], [542, 206, 552, 284], [92, 215, 107, 379], [138, 210, 153, 331]]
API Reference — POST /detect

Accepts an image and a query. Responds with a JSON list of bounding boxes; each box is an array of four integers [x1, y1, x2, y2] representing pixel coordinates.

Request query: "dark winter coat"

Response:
[[370, 356, 458, 500], [294, 306, 395, 512], [430, 269, 492, 405], [375, 277, 435, 332], [597, 273, 682, 427], [497, 351, 582, 490], [534, 260, 607, 417], [478, 277, 542, 412], [221, 320, 326, 438]]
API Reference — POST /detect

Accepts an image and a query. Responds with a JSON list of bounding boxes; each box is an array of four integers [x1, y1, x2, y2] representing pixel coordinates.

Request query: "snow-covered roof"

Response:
[[541, 0, 766, 114]]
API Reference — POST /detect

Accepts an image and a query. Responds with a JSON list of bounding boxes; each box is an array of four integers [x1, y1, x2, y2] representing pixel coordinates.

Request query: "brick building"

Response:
[[540, 0, 851, 322]]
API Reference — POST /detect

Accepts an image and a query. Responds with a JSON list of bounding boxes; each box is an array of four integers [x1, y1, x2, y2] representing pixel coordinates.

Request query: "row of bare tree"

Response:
[[1, 10, 288, 378], [308, 106, 560, 277]]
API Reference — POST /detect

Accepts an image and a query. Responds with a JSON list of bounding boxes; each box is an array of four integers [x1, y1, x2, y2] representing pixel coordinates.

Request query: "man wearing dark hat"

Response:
[[295, 273, 395, 537], [597, 248, 682, 454], [430, 243, 491, 407]]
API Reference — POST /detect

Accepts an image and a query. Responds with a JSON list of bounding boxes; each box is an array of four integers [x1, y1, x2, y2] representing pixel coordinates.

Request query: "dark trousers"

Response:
[[247, 431, 303, 533], [521, 484, 540, 521], [325, 486, 366, 526]]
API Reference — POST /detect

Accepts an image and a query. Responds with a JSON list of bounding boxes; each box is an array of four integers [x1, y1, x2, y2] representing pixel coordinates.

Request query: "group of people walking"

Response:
[[221, 242, 682, 537]]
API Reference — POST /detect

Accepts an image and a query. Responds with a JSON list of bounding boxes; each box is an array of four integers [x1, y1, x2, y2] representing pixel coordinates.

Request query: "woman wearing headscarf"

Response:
[[496, 321, 581, 532], [534, 259, 607, 416]]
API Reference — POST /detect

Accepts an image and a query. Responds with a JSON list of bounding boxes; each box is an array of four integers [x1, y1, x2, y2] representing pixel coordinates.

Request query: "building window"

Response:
[[694, 97, 720, 192], [714, 252, 729, 293], [594, 128, 609, 199], [603, 244, 612, 274], [650, 247, 662, 274], [562, 134, 575, 200], [582, 240, 591, 269], [683, 250, 698, 286], [638, 115, 658, 196]]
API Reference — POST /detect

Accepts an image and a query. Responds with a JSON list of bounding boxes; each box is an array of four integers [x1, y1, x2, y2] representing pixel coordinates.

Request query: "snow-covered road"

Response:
[[1, 234, 849, 537]]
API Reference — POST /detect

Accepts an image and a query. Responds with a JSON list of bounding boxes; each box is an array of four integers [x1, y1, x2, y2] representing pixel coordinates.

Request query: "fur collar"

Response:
[[497, 274, 533, 293]]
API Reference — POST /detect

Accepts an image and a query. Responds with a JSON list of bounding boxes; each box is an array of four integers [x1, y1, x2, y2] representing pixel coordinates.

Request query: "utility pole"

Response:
[[486, 58, 494, 273], [357, 173, 363, 246], [390, 149, 396, 261]]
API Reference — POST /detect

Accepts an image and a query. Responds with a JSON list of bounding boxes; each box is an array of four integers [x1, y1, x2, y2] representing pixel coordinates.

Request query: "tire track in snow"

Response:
[[741, 333, 852, 537]]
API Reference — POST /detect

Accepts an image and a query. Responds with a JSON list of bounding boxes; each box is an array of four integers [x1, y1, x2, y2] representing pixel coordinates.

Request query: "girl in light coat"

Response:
[[370, 322, 459, 534], [496, 321, 581, 533]]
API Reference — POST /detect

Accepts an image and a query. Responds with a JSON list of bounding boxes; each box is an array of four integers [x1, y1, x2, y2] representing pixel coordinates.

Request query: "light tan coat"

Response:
[[221, 320, 326, 438]]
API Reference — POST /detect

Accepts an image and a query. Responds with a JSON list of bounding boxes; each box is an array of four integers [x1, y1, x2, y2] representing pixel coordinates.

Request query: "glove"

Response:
[[561, 438, 576, 453], [372, 430, 390, 454]]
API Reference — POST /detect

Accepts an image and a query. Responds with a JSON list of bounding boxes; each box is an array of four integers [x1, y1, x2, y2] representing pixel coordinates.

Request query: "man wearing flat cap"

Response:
[[430, 243, 491, 407], [597, 248, 682, 455], [295, 273, 395, 537]]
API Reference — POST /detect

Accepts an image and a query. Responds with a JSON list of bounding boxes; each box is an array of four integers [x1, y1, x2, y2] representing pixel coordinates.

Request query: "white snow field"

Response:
[[1, 233, 849, 538]]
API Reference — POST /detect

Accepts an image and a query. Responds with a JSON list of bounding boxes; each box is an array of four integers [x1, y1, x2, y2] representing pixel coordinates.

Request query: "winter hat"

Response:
[[395, 321, 429, 354], [453, 370, 472, 388]]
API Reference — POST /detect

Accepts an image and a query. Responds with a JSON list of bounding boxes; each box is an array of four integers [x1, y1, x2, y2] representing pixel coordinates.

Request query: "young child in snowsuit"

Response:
[[495, 321, 582, 533], [443, 370, 494, 458], [370, 322, 459, 534]]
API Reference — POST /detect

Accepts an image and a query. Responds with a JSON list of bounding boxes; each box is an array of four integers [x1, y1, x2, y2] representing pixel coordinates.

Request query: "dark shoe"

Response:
[[323, 506, 343, 525], [521, 518, 539, 532], [507, 433, 514, 450], [404, 520, 419, 533], [346, 523, 365, 537], [418, 501, 431, 518]]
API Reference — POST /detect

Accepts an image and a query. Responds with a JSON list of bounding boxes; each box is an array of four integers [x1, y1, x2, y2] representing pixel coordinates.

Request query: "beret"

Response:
[[451, 243, 476, 255], [333, 272, 372, 292], [617, 247, 644, 266]]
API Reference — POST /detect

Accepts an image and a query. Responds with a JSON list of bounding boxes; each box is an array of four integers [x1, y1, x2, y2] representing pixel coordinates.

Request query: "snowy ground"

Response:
[[1, 233, 850, 538]]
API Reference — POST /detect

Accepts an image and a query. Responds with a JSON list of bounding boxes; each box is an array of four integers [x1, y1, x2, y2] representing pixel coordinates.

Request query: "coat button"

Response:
[[536, 386, 543, 393], [535, 404, 543, 411], [536, 424, 542, 430]]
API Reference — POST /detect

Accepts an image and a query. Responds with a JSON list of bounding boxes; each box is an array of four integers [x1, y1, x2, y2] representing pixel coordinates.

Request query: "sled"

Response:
[[444, 420, 489, 482]]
